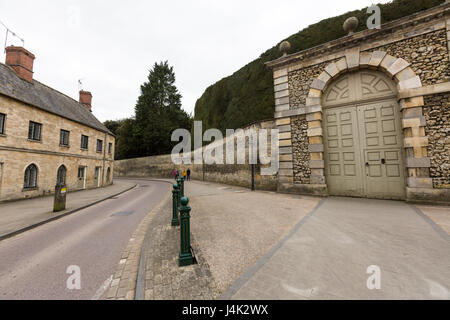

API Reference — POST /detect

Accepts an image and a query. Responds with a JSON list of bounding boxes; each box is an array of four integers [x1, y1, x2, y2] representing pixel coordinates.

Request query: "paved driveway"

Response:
[[222, 197, 450, 300]]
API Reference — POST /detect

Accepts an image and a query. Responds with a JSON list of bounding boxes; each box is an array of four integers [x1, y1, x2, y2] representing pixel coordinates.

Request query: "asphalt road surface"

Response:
[[0, 179, 170, 300]]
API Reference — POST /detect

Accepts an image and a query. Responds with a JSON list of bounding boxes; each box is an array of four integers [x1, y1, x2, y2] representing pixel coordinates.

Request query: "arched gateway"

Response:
[[322, 70, 405, 199]]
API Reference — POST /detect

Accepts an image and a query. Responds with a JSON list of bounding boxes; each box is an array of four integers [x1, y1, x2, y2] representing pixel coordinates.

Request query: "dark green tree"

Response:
[[134, 61, 192, 157]]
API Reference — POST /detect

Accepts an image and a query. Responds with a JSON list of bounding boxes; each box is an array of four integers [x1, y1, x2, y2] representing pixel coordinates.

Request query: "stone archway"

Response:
[[305, 48, 431, 194]]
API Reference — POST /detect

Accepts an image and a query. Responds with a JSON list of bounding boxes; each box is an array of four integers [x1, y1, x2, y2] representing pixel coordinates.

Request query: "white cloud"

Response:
[[0, 0, 391, 122]]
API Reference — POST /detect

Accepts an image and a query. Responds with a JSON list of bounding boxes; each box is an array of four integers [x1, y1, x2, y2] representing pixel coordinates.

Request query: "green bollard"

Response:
[[171, 184, 180, 226], [180, 177, 185, 197], [179, 197, 194, 267], [176, 178, 182, 209]]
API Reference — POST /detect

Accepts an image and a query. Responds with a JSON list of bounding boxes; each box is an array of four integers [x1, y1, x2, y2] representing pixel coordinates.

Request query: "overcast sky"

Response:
[[0, 0, 391, 122]]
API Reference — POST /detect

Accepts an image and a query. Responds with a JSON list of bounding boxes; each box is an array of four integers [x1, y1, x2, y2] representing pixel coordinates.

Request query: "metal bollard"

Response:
[[179, 197, 194, 267], [180, 176, 185, 197], [176, 178, 182, 206], [171, 184, 180, 226]]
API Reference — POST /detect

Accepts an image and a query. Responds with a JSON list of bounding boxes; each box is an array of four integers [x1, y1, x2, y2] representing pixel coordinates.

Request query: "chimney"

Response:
[[79, 90, 92, 112], [5, 46, 36, 83]]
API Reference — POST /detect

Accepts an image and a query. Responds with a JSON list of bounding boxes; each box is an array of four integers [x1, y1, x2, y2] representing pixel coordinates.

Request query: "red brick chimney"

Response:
[[79, 90, 92, 112], [5, 46, 35, 83]]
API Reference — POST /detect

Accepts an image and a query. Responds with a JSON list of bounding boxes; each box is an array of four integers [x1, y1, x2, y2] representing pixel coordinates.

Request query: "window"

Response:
[[56, 165, 67, 185], [108, 142, 113, 154], [0, 113, 5, 134], [96, 139, 103, 152], [28, 121, 42, 141], [60, 130, 70, 146], [24, 164, 38, 189], [78, 167, 85, 179], [81, 135, 89, 149]]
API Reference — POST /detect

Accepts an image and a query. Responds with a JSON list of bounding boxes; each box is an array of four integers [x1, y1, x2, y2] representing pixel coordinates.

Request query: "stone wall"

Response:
[[291, 115, 310, 184], [115, 120, 278, 191], [424, 93, 450, 188], [373, 29, 450, 86]]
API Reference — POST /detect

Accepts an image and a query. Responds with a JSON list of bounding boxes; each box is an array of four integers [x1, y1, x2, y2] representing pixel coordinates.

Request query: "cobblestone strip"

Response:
[[106, 191, 171, 300], [143, 203, 220, 300]]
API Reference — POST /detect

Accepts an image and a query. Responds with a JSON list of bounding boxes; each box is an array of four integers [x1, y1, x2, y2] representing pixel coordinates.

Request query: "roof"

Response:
[[0, 62, 112, 135]]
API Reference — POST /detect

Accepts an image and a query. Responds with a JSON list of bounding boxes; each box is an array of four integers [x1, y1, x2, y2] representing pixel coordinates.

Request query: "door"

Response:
[[323, 70, 406, 200], [94, 167, 101, 187], [77, 166, 86, 189], [359, 102, 406, 200]]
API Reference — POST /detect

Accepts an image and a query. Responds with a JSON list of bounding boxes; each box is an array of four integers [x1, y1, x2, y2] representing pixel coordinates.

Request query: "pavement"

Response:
[[121, 179, 449, 300], [223, 197, 450, 300], [0, 179, 136, 239], [0, 179, 170, 299]]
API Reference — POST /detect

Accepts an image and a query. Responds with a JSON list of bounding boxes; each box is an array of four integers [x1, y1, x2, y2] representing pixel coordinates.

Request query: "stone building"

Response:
[[0, 46, 115, 201], [267, 3, 450, 203]]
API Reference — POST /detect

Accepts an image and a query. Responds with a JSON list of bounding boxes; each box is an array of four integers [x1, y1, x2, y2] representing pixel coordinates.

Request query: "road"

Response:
[[0, 179, 170, 300]]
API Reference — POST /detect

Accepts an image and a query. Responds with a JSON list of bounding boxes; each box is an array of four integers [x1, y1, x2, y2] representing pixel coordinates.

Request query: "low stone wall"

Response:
[[114, 120, 278, 191]]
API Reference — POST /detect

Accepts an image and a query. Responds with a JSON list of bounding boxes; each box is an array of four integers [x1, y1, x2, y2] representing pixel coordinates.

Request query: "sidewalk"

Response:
[[0, 180, 136, 239], [129, 179, 320, 299]]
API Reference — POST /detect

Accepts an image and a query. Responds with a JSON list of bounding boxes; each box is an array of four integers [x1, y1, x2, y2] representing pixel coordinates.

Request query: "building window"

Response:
[[81, 135, 89, 149], [28, 121, 42, 141], [60, 130, 70, 146], [0, 113, 5, 134], [96, 139, 103, 152], [108, 142, 113, 154], [24, 164, 38, 189], [57, 165, 67, 185]]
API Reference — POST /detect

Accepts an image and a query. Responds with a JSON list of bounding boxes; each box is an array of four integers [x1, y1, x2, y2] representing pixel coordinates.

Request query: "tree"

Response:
[[134, 61, 191, 157]]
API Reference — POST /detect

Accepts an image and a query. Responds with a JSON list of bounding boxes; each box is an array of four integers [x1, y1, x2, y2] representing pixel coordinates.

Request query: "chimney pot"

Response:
[[5, 46, 35, 83], [79, 90, 93, 112]]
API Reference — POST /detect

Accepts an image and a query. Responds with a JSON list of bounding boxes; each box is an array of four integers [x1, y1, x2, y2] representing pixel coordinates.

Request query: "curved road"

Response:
[[0, 179, 170, 300]]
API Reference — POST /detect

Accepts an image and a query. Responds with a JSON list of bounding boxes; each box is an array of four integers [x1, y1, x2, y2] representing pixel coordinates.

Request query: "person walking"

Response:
[[182, 169, 187, 181], [187, 168, 191, 181]]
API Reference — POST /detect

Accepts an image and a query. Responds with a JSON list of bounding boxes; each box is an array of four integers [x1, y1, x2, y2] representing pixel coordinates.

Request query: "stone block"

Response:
[[279, 139, 292, 147], [278, 169, 294, 177], [279, 132, 291, 140], [308, 88, 322, 98], [359, 51, 372, 66], [395, 67, 416, 82], [279, 162, 294, 169], [275, 96, 289, 106], [399, 96, 424, 109], [406, 157, 431, 168], [275, 104, 290, 112], [325, 63, 339, 78], [310, 78, 326, 91], [398, 76, 422, 91], [275, 118, 290, 126], [380, 54, 397, 71], [279, 147, 292, 155], [274, 90, 289, 99], [336, 58, 348, 74], [308, 144, 324, 153], [306, 112, 322, 122], [345, 47, 360, 69], [305, 105, 322, 114], [277, 125, 291, 133], [307, 127, 323, 137], [273, 68, 288, 79], [274, 82, 289, 92], [404, 136, 428, 148], [310, 175, 326, 184], [279, 154, 293, 162], [317, 71, 331, 84], [278, 176, 293, 183], [386, 58, 410, 76], [305, 97, 320, 107], [309, 160, 325, 169], [274, 76, 288, 86], [368, 51, 387, 67], [402, 117, 426, 128], [407, 177, 433, 188], [308, 120, 322, 129]]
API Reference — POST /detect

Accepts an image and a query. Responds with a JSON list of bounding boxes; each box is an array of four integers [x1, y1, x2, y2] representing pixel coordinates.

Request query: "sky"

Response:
[[0, 0, 391, 122]]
